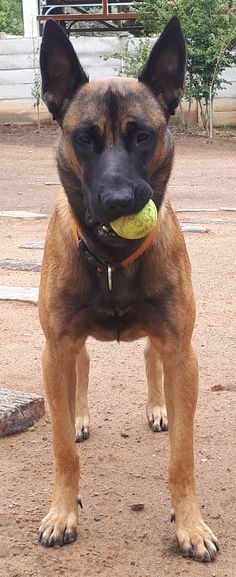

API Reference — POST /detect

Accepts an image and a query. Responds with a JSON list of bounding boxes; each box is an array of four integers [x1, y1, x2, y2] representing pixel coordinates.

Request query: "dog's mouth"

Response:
[[95, 222, 126, 247], [85, 211, 126, 247], [96, 223, 117, 239]]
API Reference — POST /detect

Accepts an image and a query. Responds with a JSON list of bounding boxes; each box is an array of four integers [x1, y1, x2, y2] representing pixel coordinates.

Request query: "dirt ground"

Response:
[[0, 125, 235, 577]]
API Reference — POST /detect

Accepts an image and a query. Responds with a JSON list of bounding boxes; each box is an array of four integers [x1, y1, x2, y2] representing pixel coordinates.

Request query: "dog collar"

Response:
[[78, 219, 159, 292]]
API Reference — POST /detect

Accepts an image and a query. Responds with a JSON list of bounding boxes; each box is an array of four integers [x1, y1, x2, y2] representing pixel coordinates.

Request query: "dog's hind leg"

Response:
[[144, 338, 168, 432], [75, 343, 90, 443], [39, 339, 80, 547]]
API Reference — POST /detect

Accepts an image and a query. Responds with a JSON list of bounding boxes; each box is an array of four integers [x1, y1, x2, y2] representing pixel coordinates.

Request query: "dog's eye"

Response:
[[78, 133, 92, 146], [136, 132, 151, 144]]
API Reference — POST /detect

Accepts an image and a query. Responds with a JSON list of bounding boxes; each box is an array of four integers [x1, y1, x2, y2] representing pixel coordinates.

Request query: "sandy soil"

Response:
[[0, 125, 236, 577]]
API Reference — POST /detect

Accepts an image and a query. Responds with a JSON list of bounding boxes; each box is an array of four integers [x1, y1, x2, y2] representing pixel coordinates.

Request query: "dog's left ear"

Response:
[[40, 20, 88, 122], [139, 16, 186, 118]]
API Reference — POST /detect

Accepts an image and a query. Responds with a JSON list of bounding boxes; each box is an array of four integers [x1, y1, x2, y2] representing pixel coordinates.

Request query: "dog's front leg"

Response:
[[39, 339, 80, 547], [162, 341, 219, 562]]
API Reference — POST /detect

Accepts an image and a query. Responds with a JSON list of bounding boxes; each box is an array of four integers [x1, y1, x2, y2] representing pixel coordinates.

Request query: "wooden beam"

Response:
[[37, 13, 138, 21], [0, 388, 45, 437]]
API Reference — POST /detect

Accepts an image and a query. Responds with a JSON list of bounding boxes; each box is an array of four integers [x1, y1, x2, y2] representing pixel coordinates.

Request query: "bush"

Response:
[[104, 37, 152, 77], [0, 0, 23, 35], [137, 0, 236, 135]]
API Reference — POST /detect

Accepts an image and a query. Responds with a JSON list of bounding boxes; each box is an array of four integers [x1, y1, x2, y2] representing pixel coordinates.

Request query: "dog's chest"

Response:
[[67, 280, 171, 343], [89, 298, 149, 341]]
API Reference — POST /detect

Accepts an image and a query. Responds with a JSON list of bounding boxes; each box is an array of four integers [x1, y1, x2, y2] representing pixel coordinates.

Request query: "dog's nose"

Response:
[[100, 188, 135, 220]]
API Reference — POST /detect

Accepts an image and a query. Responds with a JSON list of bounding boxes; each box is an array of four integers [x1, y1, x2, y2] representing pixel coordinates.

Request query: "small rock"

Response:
[[211, 384, 225, 392], [211, 512, 221, 520], [130, 503, 144, 512]]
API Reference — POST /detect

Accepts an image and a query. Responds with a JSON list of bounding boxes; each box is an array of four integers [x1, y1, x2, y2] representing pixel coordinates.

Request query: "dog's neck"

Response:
[[73, 218, 160, 293], [78, 220, 160, 268]]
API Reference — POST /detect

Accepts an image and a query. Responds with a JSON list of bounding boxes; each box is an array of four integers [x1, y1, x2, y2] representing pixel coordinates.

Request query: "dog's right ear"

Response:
[[40, 20, 88, 122]]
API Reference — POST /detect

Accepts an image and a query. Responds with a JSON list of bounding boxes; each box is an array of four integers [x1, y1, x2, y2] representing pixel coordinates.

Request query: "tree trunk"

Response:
[[205, 100, 210, 136], [179, 101, 186, 130], [209, 86, 213, 140], [199, 99, 207, 132], [186, 97, 193, 129]]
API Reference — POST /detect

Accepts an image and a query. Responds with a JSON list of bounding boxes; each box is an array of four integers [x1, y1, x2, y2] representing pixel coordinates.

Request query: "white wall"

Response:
[[0, 36, 122, 100], [0, 36, 235, 125]]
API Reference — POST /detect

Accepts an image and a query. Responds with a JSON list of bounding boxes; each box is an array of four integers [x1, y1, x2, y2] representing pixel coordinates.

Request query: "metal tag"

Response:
[[107, 265, 112, 291]]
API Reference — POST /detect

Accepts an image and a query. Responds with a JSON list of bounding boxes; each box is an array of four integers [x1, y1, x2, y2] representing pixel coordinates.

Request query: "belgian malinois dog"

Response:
[[38, 18, 219, 561]]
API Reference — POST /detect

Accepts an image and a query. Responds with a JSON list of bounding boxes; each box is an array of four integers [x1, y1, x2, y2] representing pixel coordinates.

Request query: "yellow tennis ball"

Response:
[[110, 199, 157, 240]]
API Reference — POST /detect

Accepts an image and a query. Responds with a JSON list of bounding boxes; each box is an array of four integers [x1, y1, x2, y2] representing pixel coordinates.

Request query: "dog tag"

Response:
[[107, 265, 112, 291]]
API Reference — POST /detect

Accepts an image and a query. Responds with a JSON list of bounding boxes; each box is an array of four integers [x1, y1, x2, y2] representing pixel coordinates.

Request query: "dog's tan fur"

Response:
[[38, 19, 219, 561]]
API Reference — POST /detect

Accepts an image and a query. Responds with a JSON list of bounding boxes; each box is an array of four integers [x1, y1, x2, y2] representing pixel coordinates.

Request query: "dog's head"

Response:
[[40, 18, 185, 251]]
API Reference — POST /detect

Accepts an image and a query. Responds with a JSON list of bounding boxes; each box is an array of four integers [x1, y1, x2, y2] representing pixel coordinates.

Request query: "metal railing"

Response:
[[37, 1, 140, 34]]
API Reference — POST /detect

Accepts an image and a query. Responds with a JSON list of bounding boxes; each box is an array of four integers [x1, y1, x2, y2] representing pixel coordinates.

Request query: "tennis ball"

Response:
[[110, 199, 157, 240]]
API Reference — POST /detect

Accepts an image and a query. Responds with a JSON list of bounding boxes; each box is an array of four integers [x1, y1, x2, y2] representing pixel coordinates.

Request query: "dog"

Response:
[[38, 17, 219, 561]]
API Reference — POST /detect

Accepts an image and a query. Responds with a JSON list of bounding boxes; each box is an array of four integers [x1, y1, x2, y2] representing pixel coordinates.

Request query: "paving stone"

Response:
[[0, 388, 45, 437], [0, 260, 41, 272], [44, 181, 60, 186], [176, 207, 219, 213], [19, 242, 44, 250], [176, 207, 236, 213], [0, 211, 48, 219], [0, 286, 38, 304], [180, 217, 233, 224], [180, 225, 208, 233]]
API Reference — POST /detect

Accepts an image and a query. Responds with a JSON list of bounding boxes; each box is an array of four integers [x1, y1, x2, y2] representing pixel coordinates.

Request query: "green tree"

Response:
[[0, 0, 23, 35], [137, 0, 236, 135], [104, 38, 151, 77]]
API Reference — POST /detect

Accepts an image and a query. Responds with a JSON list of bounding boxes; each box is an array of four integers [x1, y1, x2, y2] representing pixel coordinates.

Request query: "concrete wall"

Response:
[[0, 36, 121, 100], [0, 36, 235, 126]]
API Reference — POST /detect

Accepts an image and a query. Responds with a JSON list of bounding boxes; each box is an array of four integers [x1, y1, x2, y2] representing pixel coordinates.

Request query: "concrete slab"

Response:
[[176, 208, 219, 213], [176, 207, 236, 213], [0, 286, 38, 304], [19, 242, 44, 250], [180, 218, 234, 224], [180, 226, 208, 233], [0, 211, 48, 219], [0, 260, 41, 271]]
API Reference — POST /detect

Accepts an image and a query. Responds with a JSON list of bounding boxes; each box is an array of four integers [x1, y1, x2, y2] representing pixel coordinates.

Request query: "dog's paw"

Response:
[[75, 414, 90, 443], [176, 519, 219, 562], [39, 507, 78, 547], [146, 404, 168, 432]]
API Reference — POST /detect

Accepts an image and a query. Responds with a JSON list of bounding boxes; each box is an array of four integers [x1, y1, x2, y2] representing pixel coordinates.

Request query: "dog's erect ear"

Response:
[[40, 20, 88, 121], [139, 16, 186, 118]]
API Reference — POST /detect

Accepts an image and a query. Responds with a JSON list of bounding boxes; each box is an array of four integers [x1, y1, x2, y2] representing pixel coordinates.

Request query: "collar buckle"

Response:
[[107, 265, 113, 291]]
